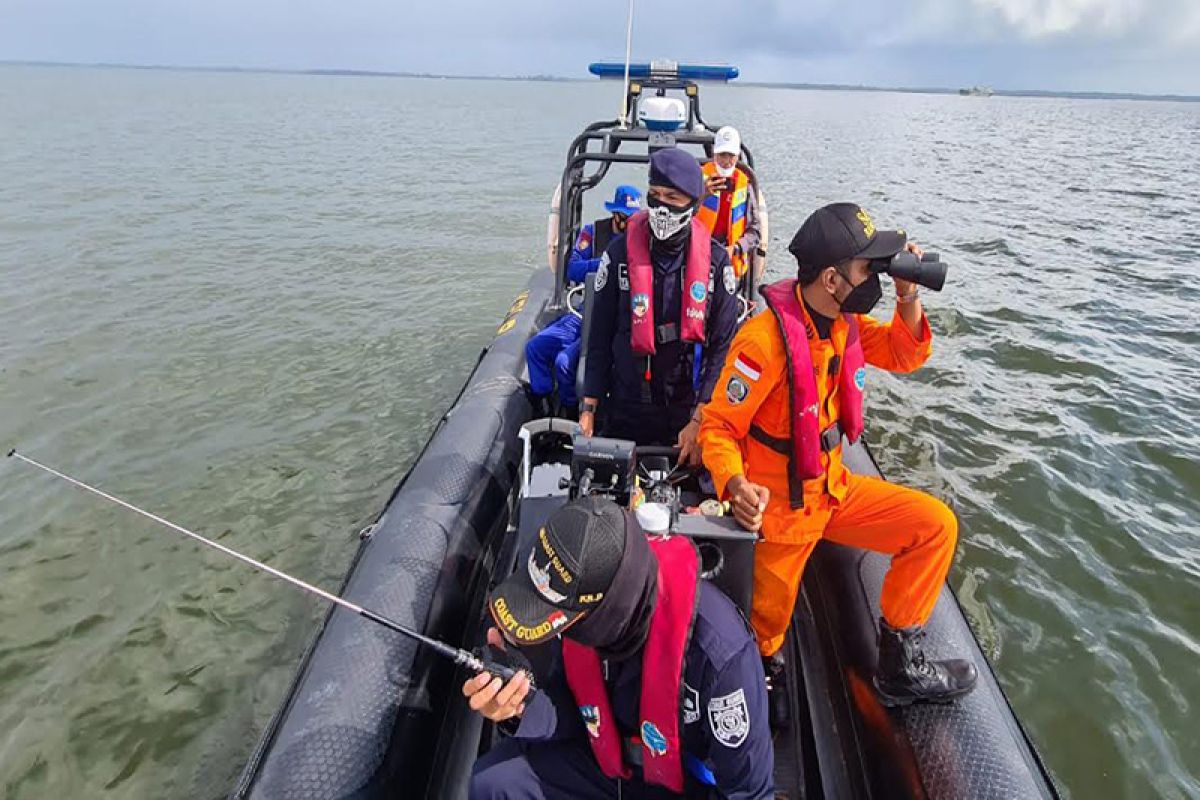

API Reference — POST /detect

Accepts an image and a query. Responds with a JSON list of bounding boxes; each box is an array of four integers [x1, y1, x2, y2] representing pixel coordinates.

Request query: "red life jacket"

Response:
[[561, 536, 700, 793], [624, 210, 713, 356], [759, 279, 865, 508]]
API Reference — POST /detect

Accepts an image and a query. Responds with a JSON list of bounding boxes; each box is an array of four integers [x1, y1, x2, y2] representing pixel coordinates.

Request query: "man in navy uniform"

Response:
[[463, 497, 773, 799], [526, 185, 642, 416], [579, 148, 740, 465]]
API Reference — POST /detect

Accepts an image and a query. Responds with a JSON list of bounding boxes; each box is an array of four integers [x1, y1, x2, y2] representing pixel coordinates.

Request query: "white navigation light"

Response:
[[639, 97, 686, 132]]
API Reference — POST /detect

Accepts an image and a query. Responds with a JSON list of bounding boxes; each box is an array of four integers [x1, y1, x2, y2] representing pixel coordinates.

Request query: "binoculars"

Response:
[[870, 251, 948, 291]]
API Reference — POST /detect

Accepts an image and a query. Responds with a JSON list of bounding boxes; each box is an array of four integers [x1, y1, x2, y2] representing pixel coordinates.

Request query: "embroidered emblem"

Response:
[[708, 688, 750, 748], [726, 375, 749, 405], [641, 720, 669, 757], [580, 705, 601, 738], [631, 292, 650, 318], [594, 253, 609, 291], [528, 550, 568, 604], [690, 280, 707, 303], [683, 684, 700, 725], [856, 208, 876, 238], [723, 264, 738, 295], [853, 367, 866, 392]]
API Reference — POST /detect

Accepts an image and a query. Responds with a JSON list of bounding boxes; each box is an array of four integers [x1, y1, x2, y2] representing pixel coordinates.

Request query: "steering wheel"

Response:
[[635, 445, 701, 486]]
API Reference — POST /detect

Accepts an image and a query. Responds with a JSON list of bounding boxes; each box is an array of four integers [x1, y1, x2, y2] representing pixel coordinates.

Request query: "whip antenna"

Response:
[[5, 449, 531, 692], [619, 0, 635, 127]]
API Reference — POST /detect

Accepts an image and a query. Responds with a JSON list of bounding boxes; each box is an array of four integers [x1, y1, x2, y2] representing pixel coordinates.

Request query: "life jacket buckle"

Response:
[[656, 322, 679, 344], [819, 422, 843, 453]]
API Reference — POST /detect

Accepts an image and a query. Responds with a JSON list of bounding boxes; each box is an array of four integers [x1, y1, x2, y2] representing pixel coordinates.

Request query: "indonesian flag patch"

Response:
[[734, 353, 762, 382]]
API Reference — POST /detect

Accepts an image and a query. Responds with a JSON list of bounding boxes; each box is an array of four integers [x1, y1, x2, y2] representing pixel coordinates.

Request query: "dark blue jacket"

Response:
[[568, 218, 622, 284], [582, 231, 739, 412], [512, 582, 774, 800]]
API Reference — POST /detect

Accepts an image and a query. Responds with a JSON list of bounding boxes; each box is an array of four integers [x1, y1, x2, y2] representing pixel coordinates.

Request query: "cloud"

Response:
[[0, 0, 1197, 93]]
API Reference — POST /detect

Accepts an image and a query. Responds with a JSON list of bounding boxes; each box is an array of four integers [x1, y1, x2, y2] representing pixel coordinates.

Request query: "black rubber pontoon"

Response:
[[231, 66, 1057, 800]]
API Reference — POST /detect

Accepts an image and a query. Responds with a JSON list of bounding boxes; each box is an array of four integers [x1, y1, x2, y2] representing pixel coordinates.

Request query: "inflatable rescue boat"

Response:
[[230, 62, 1059, 800]]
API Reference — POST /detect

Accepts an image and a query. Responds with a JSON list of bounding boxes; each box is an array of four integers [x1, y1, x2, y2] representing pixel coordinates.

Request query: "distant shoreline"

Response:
[[3, 59, 1197, 104]]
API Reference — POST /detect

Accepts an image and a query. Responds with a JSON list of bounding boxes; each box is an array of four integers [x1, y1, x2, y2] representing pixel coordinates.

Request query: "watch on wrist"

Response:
[[580, 400, 598, 415], [896, 288, 920, 304]]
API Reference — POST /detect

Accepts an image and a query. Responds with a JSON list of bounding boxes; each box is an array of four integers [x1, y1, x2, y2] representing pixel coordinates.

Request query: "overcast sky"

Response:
[[3, 0, 1198, 95]]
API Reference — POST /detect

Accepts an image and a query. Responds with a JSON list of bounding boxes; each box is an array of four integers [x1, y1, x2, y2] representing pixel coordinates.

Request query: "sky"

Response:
[[2, 0, 1198, 95]]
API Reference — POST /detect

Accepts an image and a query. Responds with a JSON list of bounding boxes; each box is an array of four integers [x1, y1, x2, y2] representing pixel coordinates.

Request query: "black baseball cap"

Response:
[[488, 496, 637, 646], [788, 203, 907, 273]]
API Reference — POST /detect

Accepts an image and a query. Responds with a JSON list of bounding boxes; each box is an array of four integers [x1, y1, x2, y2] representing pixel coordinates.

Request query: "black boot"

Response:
[[874, 618, 978, 707], [522, 384, 552, 419], [762, 652, 790, 731]]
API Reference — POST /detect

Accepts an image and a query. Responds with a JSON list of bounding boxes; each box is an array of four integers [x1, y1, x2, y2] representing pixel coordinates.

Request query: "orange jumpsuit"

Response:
[[699, 290, 957, 657]]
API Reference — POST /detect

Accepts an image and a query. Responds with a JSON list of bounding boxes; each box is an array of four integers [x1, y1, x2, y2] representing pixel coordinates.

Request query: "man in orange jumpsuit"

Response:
[[699, 203, 978, 710]]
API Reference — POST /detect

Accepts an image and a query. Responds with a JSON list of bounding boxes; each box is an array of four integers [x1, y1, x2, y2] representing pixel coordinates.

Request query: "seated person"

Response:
[[526, 185, 642, 415], [697, 127, 762, 282], [579, 149, 739, 465], [465, 497, 773, 799], [698, 203, 978, 712]]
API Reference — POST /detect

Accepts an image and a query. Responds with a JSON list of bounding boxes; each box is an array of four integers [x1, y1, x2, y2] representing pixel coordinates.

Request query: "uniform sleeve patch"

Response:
[[723, 264, 738, 296], [725, 375, 749, 405], [683, 683, 700, 725], [594, 252, 609, 290], [708, 688, 750, 748], [733, 353, 762, 381]]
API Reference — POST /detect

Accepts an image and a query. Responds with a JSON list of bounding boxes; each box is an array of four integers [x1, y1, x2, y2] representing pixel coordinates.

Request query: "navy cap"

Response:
[[648, 148, 704, 202], [788, 203, 907, 273]]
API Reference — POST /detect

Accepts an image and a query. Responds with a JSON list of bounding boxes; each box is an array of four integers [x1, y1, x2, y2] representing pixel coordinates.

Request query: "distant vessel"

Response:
[[959, 85, 995, 96]]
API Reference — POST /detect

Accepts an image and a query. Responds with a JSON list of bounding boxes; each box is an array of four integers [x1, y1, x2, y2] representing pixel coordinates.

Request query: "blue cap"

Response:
[[604, 184, 642, 215], [649, 148, 704, 202]]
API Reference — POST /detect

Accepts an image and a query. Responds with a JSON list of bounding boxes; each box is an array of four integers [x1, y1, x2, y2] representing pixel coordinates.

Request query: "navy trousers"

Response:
[[525, 314, 583, 408], [470, 738, 683, 800]]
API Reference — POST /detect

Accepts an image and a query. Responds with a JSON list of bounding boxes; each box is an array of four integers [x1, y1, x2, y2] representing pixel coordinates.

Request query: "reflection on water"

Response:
[[1, 66, 1198, 798]]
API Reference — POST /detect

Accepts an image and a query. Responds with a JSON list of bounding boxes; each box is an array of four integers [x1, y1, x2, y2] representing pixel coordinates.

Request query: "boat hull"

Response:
[[232, 267, 1056, 799]]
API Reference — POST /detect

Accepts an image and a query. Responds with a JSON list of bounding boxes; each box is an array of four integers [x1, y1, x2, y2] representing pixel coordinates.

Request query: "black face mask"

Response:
[[836, 270, 882, 315], [566, 535, 659, 662], [646, 195, 694, 249]]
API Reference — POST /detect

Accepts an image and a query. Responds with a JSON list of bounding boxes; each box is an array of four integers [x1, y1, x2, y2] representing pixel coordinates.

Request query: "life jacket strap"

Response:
[[622, 736, 644, 768], [749, 421, 843, 455]]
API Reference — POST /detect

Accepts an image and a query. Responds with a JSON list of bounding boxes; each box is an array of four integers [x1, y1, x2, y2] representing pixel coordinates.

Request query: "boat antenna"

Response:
[[5, 449, 531, 692], [619, 0, 635, 128]]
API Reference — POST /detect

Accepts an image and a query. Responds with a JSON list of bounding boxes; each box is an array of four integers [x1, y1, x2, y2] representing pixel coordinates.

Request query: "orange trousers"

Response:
[[752, 472, 958, 657]]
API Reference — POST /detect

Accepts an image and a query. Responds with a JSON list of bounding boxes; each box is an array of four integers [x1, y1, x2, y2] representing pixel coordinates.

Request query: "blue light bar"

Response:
[[589, 62, 739, 82]]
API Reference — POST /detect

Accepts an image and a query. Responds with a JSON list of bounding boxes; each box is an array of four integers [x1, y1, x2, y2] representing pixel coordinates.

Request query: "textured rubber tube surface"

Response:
[[232, 270, 551, 800], [797, 440, 1058, 799]]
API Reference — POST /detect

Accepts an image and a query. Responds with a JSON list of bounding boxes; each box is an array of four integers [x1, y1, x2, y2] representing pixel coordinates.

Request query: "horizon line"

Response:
[[3, 59, 1197, 103]]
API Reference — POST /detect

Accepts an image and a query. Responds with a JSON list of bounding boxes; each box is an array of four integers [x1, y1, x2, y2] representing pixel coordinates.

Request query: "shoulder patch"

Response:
[[725, 375, 749, 405], [594, 252, 609, 290], [683, 683, 700, 725], [723, 264, 738, 296], [708, 688, 750, 748]]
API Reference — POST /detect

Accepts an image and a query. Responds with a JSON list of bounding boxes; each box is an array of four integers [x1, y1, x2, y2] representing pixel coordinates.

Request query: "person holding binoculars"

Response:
[[698, 203, 976, 720]]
